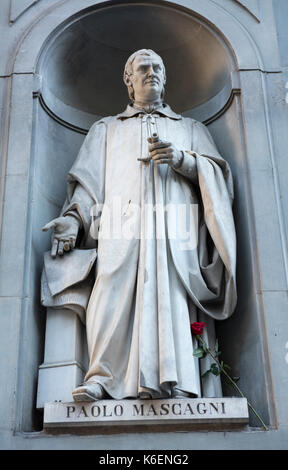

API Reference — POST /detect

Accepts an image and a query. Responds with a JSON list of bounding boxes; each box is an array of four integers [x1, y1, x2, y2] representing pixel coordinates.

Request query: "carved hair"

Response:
[[123, 49, 166, 101]]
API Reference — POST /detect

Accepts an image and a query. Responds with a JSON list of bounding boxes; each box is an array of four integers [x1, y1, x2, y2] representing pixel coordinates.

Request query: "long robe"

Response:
[[42, 103, 237, 399]]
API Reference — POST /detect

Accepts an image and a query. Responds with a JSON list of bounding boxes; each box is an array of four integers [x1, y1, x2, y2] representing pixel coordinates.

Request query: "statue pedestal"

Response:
[[37, 308, 88, 409], [43, 397, 249, 430]]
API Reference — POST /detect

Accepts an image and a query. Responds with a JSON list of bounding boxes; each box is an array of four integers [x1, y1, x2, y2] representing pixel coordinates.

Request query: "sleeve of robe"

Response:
[[40, 120, 107, 317], [61, 119, 107, 247], [167, 119, 237, 321]]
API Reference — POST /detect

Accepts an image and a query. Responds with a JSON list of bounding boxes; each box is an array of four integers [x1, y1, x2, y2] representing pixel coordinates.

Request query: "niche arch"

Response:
[[11, 0, 275, 431]]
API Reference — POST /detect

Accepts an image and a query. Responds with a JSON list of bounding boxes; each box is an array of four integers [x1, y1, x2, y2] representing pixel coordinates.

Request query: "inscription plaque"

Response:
[[44, 397, 249, 428]]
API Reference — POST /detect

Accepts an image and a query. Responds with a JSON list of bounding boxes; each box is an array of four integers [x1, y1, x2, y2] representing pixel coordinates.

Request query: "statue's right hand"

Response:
[[42, 215, 80, 258]]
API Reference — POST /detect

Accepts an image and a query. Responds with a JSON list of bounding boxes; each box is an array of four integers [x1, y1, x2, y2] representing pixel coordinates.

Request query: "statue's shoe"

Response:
[[139, 391, 154, 399], [72, 382, 106, 402], [171, 388, 190, 399]]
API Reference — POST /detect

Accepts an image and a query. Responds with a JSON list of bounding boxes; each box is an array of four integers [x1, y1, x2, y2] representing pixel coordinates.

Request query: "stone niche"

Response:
[[23, 1, 272, 432]]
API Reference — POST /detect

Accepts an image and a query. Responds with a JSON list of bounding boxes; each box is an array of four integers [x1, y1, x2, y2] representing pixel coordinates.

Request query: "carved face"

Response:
[[127, 54, 165, 103]]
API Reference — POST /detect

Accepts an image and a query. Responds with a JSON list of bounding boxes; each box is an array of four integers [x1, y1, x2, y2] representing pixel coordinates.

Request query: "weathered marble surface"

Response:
[[9, 0, 39, 23], [44, 397, 249, 427]]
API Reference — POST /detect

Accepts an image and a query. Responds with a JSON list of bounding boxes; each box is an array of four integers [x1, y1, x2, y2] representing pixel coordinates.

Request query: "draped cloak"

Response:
[[41, 104, 237, 399]]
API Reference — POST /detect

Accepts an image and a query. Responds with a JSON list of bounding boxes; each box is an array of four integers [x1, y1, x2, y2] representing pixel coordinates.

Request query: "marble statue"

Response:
[[41, 49, 237, 402]]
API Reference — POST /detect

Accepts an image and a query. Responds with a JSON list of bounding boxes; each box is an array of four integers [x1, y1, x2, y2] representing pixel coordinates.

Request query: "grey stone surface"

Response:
[[274, 0, 288, 68], [44, 398, 249, 427], [209, 97, 276, 426], [0, 297, 22, 431], [239, 71, 274, 171], [264, 71, 288, 283], [34, 104, 84, 207], [37, 308, 88, 409], [37, 363, 85, 410], [43, 309, 87, 365], [231, 0, 260, 21], [177, 0, 279, 69], [261, 290, 288, 427], [0, 0, 60, 76], [0, 174, 29, 297], [248, 168, 287, 291], [6, 74, 34, 176], [1, 426, 288, 450], [10, 0, 39, 23], [0, 77, 9, 232]]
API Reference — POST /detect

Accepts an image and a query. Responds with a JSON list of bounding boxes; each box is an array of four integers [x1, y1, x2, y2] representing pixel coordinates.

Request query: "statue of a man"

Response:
[[42, 49, 237, 402]]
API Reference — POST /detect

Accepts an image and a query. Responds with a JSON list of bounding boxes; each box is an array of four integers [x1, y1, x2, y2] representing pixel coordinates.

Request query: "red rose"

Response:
[[190, 322, 205, 335]]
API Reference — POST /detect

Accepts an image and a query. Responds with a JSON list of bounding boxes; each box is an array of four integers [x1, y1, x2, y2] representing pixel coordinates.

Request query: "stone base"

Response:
[[36, 308, 88, 409], [44, 397, 249, 429], [37, 361, 85, 409]]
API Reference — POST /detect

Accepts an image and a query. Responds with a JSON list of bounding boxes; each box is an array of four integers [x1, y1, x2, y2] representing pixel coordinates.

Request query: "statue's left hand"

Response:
[[148, 138, 184, 168]]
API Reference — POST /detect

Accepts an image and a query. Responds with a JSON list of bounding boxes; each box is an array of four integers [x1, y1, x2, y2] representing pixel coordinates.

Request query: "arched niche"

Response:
[[13, 0, 275, 432], [36, 1, 236, 129]]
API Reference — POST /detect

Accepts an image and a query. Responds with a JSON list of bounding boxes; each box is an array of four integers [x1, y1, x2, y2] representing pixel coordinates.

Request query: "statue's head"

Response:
[[123, 49, 166, 103]]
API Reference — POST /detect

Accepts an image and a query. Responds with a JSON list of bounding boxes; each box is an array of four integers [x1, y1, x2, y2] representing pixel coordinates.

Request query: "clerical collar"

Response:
[[117, 103, 182, 120]]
